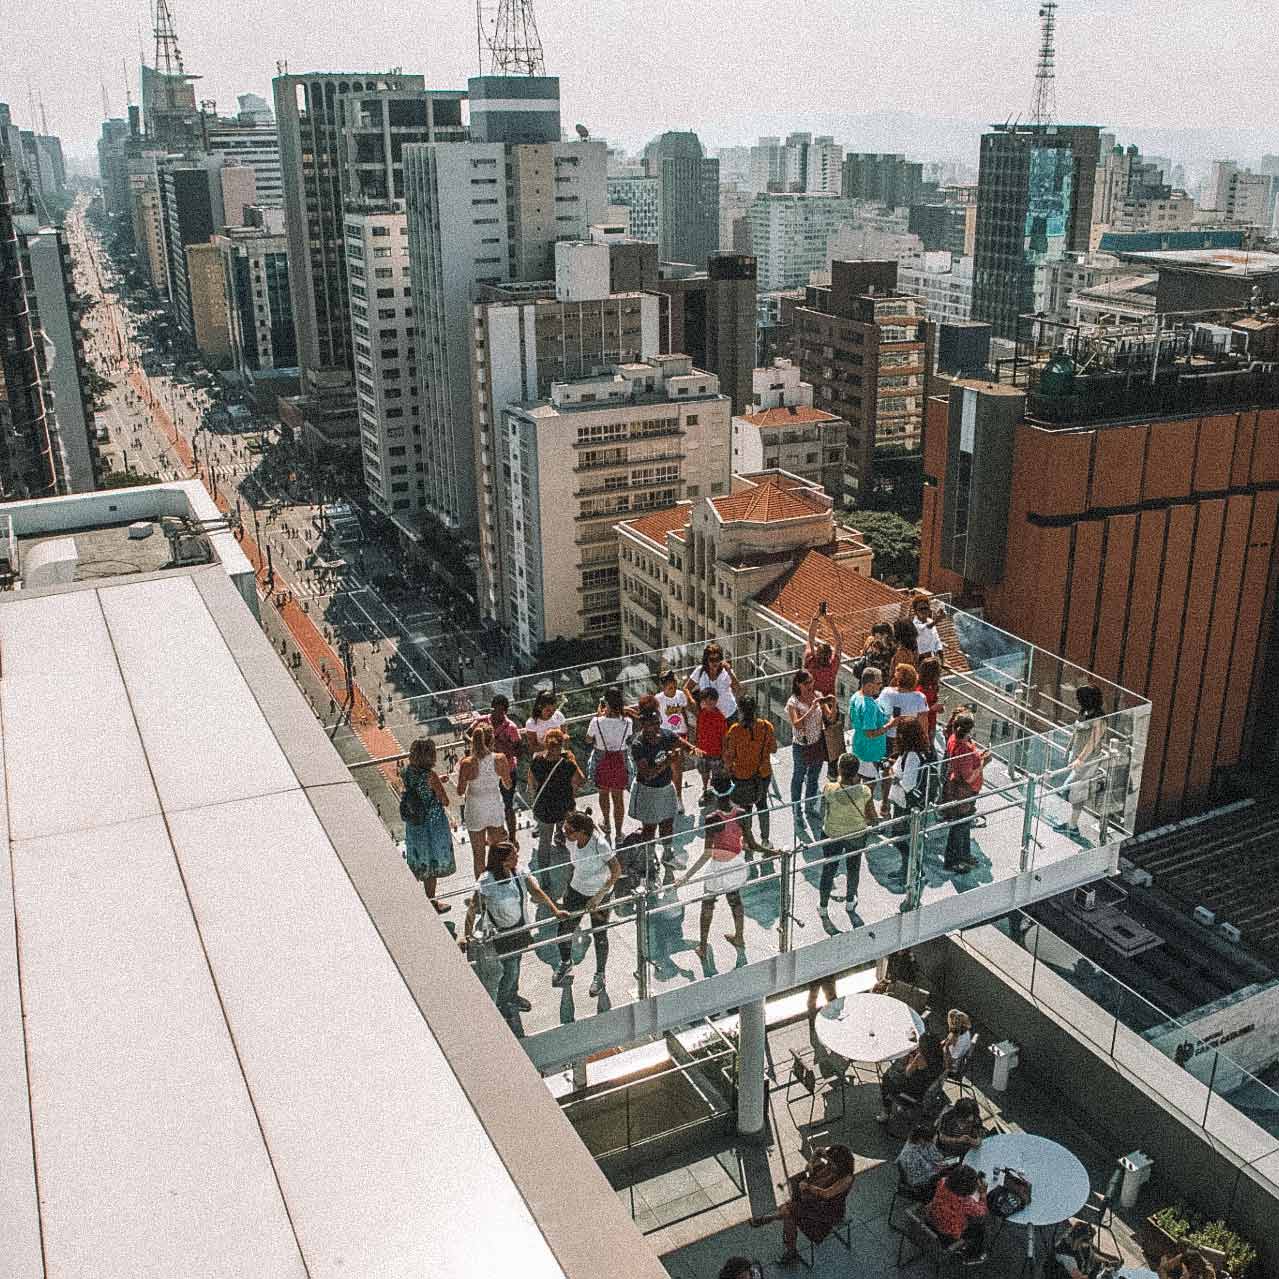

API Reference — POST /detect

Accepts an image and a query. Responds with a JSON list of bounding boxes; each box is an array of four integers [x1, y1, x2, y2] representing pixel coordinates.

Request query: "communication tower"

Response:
[[476, 0, 546, 76], [1030, 1, 1058, 129]]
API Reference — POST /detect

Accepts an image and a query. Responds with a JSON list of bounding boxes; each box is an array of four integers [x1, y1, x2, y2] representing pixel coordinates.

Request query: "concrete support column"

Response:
[[737, 997, 768, 1140]]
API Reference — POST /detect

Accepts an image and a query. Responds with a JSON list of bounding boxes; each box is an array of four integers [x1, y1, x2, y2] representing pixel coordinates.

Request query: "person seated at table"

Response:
[[925, 1163, 990, 1259], [877, 1032, 946, 1122], [896, 1124, 952, 1195], [934, 1096, 984, 1157], [1053, 1221, 1104, 1279], [943, 1008, 973, 1074], [751, 1144, 855, 1267], [1159, 1247, 1216, 1279]]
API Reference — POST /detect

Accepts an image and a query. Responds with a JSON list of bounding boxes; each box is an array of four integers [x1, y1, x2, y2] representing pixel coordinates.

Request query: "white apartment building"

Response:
[[616, 471, 878, 654], [404, 78, 608, 559], [207, 119, 283, 208], [498, 354, 730, 657], [731, 360, 846, 496], [804, 137, 843, 195], [746, 192, 858, 290], [471, 241, 660, 623], [896, 251, 974, 325], [343, 206, 421, 521]]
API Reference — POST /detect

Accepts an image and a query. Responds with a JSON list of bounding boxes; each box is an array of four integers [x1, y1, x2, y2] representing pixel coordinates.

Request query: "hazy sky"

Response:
[[4, 0, 1276, 160]]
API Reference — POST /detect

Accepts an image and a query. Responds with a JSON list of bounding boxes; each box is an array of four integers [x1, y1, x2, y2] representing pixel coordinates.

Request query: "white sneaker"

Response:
[[551, 961, 573, 987]]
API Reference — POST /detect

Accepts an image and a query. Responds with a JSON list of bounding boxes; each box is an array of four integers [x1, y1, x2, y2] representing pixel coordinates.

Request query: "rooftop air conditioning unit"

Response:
[[1219, 923, 1242, 945], [1193, 906, 1216, 928], [1073, 887, 1097, 912]]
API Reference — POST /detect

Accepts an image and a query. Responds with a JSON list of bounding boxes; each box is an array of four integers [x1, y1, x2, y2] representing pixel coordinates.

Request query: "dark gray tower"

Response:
[[0, 154, 57, 498]]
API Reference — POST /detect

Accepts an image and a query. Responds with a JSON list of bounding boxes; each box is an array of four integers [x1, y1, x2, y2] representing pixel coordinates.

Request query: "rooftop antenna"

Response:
[[1030, 1, 1058, 129], [153, 0, 185, 77], [100, 71, 111, 120], [38, 94, 49, 138], [477, 0, 546, 76]]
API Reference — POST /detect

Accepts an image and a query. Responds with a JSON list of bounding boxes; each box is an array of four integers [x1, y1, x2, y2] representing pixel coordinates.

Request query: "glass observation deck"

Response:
[[341, 602, 1150, 1070]]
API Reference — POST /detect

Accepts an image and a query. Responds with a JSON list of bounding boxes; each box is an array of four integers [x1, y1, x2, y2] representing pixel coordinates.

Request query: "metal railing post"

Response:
[[1202, 1051, 1220, 1129], [634, 889, 650, 1001], [905, 809, 924, 911], [778, 847, 793, 952], [1096, 748, 1114, 845], [1020, 774, 1038, 872]]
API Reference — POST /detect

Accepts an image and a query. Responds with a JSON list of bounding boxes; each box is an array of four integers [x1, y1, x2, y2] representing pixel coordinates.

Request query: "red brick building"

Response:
[[919, 313, 1279, 826]]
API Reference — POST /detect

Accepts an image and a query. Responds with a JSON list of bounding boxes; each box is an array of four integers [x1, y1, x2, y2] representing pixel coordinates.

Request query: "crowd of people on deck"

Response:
[[393, 597, 1107, 1034]]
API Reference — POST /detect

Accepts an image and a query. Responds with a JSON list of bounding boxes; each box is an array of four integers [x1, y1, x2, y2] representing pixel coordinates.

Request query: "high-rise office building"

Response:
[[971, 124, 1101, 340], [842, 153, 926, 207], [205, 111, 284, 208], [606, 175, 660, 244], [12, 215, 102, 492], [918, 311, 1279, 824], [159, 156, 255, 341], [0, 156, 57, 499], [645, 131, 718, 267], [272, 71, 453, 383], [213, 211, 295, 378], [745, 192, 858, 291], [404, 75, 607, 588], [343, 205, 419, 523], [185, 242, 232, 360], [791, 259, 928, 501]]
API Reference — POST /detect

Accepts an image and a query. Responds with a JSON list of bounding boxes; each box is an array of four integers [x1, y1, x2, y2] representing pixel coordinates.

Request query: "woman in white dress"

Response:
[[676, 775, 749, 959], [457, 721, 513, 880]]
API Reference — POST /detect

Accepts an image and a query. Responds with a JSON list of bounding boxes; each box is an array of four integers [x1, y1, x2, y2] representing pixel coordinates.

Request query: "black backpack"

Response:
[[399, 770, 427, 825]]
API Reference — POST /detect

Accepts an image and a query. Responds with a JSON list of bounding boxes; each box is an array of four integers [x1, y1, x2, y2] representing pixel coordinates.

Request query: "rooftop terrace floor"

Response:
[[606, 969, 1159, 1278]]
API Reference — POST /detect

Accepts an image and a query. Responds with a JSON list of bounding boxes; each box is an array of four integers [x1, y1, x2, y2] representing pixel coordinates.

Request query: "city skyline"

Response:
[[4, 0, 1275, 163]]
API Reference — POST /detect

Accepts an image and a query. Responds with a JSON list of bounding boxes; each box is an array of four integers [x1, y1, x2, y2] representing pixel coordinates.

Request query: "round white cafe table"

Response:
[[966, 1132, 1091, 1267], [812, 992, 926, 1065]]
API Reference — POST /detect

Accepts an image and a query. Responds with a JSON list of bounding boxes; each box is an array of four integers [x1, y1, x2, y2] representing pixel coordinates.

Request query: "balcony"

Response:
[[340, 604, 1148, 1070]]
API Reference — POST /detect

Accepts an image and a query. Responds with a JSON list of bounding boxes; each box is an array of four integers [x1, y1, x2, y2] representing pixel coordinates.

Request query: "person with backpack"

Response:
[[887, 717, 936, 879], [676, 774, 749, 959], [399, 737, 455, 914], [461, 842, 565, 1032], [527, 728, 585, 884]]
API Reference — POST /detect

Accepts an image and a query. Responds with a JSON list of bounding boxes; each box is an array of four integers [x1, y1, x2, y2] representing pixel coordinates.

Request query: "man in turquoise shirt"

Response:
[[851, 667, 899, 818]]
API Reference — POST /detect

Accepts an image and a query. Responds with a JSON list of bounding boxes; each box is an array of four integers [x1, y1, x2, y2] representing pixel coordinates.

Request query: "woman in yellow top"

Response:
[[818, 752, 879, 924], [721, 695, 777, 852]]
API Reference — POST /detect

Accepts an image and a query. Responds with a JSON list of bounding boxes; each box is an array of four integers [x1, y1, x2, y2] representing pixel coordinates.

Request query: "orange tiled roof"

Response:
[[755, 549, 906, 628], [621, 502, 691, 545], [710, 479, 826, 524], [741, 406, 843, 429]]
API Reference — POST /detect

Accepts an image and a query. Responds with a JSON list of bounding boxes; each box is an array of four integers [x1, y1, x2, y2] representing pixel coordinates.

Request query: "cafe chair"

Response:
[[1076, 1166, 1123, 1260], [947, 1033, 980, 1101], [888, 1072, 949, 1136], [896, 1206, 987, 1273], [889, 1164, 937, 1234], [794, 1184, 854, 1271], [784, 1047, 847, 1127]]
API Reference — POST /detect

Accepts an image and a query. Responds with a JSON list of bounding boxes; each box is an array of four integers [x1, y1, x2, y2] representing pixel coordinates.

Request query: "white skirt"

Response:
[[703, 853, 750, 895]]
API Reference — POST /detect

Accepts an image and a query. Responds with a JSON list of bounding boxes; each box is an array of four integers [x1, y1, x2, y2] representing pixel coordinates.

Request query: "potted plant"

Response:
[[1190, 1220, 1257, 1279], [1142, 1203, 1192, 1261], [1142, 1204, 1259, 1279]]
